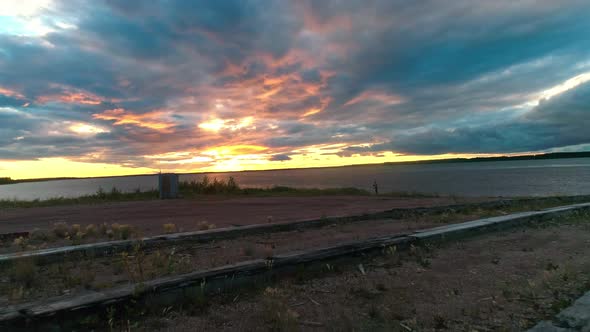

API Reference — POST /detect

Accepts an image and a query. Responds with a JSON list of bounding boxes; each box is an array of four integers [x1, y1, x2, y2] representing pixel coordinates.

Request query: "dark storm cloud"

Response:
[[1, 0, 590, 167], [364, 81, 590, 155], [269, 154, 291, 161]]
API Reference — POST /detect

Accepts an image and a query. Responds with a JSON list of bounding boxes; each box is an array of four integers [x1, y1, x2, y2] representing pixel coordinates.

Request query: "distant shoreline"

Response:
[[1, 151, 589, 185]]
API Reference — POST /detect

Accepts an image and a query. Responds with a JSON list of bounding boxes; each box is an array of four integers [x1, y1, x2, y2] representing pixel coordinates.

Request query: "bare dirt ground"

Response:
[[0, 210, 489, 305], [136, 217, 590, 332], [1, 199, 584, 309], [0, 196, 486, 235]]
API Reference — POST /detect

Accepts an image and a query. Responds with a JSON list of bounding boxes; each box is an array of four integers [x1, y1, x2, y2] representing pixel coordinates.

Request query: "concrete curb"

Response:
[[411, 202, 590, 242], [528, 290, 590, 331], [2, 202, 589, 329]]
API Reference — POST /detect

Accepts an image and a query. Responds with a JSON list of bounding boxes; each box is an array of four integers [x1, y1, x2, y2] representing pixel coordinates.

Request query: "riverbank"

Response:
[[0, 176, 437, 209], [3, 158, 590, 200]]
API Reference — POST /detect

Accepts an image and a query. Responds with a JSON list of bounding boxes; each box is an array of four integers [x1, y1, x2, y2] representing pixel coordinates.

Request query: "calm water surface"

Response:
[[1, 158, 589, 200]]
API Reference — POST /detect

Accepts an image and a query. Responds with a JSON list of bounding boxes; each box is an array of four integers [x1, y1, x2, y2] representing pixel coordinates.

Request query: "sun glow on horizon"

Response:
[[0, 150, 500, 181], [0, 158, 154, 180]]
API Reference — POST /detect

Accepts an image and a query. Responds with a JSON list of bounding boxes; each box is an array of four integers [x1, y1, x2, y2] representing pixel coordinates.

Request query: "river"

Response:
[[1, 158, 589, 200]]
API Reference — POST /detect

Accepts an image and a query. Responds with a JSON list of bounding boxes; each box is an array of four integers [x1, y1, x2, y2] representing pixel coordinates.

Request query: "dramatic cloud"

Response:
[[0, 0, 589, 178], [269, 154, 292, 162]]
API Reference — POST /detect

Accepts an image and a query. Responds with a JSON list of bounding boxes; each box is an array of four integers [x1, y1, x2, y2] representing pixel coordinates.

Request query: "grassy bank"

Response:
[[0, 176, 438, 209], [0, 187, 159, 209]]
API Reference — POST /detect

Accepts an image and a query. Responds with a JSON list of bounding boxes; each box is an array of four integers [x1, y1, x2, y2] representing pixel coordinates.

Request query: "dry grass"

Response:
[[85, 224, 97, 237], [3, 221, 138, 249], [197, 221, 216, 231], [9, 259, 37, 287], [114, 212, 590, 331], [163, 223, 177, 234], [53, 222, 69, 238]]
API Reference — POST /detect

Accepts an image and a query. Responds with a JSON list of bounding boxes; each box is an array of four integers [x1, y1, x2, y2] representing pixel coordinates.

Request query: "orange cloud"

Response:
[[37, 91, 103, 105], [0, 86, 25, 99], [344, 90, 404, 107], [303, 108, 322, 117], [256, 87, 281, 100], [92, 108, 175, 131], [203, 144, 268, 156]]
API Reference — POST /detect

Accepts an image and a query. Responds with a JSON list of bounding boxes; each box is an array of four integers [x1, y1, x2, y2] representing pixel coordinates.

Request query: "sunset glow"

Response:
[[92, 109, 175, 131], [1, 1, 589, 179], [68, 123, 108, 135]]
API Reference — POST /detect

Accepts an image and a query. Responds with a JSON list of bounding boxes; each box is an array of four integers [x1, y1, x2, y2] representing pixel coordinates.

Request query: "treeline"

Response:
[[385, 151, 590, 166], [0, 177, 77, 185]]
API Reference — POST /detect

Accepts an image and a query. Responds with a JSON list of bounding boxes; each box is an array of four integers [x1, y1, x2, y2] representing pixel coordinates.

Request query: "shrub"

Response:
[[118, 224, 133, 240], [10, 259, 37, 287], [53, 222, 69, 238], [111, 223, 121, 238], [197, 221, 214, 231], [96, 187, 106, 199], [29, 228, 49, 242], [13, 236, 27, 249], [261, 287, 298, 330], [179, 176, 241, 195], [85, 224, 97, 237], [98, 223, 108, 236], [71, 224, 81, 234], [72, 231, 85, 245], [227, 176, 239, 192], [163, 223, 177, 234], [110, 187, 122, 198]]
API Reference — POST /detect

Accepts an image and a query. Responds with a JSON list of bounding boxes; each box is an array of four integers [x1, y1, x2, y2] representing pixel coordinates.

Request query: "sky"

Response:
[[1, 0, 590, 179]]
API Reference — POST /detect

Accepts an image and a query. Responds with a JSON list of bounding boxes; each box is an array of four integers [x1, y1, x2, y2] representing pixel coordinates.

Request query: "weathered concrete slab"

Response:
[[527, 291, 590, 331], [527, 321, 571, 332], [556, 291, 590, 330], [0, 234, 412, 327], [411, 202, 590, 241]]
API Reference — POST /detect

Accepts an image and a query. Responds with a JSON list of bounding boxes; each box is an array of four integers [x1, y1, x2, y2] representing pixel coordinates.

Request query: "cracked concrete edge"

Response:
[[526, 288, 590, 331], [555, 291, 590, 330]]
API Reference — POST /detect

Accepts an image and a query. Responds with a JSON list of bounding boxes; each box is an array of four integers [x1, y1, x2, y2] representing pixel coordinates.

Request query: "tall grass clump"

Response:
[[179, 176, 241, 195]]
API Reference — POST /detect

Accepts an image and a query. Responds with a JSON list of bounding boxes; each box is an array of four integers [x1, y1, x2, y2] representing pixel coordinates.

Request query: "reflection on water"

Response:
[[1, 158, 589, 200]]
